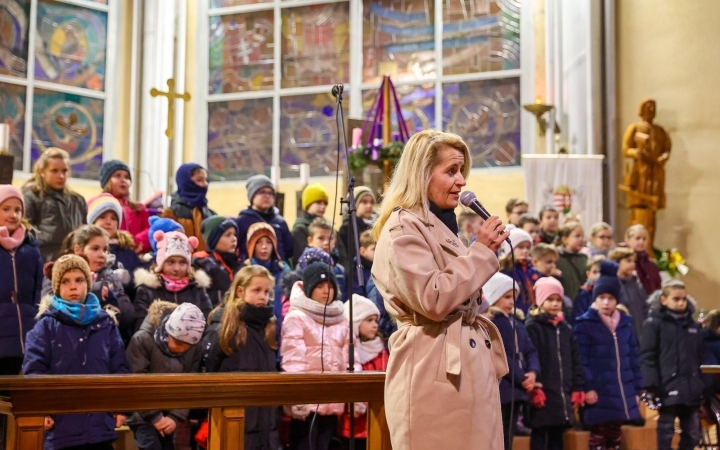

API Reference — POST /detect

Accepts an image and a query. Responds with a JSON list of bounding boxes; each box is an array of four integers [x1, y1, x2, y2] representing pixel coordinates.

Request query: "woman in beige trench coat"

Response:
[[371, 130, 511, 450]]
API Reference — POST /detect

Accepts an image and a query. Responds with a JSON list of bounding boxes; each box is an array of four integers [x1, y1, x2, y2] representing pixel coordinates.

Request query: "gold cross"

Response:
[[150, 78, 191, 140]]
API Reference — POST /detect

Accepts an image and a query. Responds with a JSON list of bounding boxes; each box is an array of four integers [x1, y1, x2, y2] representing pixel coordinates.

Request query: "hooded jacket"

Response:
[[640, 291, 704, 406], [0, 230, 43, 359], [125, 301, 202, 427], [525, 309, 585, 429], [555, 246, 588, 300], [236, 206, 294, 262], [160, 192, 216, 252], [575, 308, 643, 426], [132, 268, 213, 332], [23, 295, 129, 450]]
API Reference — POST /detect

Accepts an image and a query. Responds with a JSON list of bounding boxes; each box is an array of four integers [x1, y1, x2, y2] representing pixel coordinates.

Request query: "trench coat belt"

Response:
[[403, 309, 472, 377]]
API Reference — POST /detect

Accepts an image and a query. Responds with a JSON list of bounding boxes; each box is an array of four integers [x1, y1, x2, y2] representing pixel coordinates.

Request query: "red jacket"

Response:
[[118, 197, 151, 254], [339, 347, 389, 438]]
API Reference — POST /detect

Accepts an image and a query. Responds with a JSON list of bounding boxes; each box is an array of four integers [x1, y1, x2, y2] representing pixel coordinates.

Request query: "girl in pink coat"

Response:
[[280, 261, 360, 450]]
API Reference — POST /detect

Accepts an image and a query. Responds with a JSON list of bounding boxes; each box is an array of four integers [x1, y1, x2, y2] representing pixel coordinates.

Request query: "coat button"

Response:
[[469, 339, 476, 348], [485, 340, 491, 349]]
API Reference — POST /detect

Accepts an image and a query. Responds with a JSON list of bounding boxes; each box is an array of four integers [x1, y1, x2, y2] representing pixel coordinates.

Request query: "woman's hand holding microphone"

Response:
[[475, 216, 510, 252]]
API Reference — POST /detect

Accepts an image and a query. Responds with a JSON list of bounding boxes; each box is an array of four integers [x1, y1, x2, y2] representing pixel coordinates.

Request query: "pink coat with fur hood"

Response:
[[281, 281, 361, 419]]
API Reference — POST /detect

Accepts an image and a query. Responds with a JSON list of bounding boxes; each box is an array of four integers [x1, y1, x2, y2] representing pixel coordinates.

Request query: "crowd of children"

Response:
[[1, 152, 716, 450]]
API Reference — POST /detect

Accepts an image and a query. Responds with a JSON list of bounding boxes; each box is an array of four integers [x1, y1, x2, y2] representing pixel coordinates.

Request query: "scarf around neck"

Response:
[[51, 293, 103, 326], [241, 303, 275, 329], [160, 274, 190, 293], [176, 163, 209, 209], [356, 337, 385, 365], [429, 201, 459, 235], [543, 311, 564, 326], [597, 307, 621, 332], [0, 224, 25, 251], [290, 295, 345, 325]]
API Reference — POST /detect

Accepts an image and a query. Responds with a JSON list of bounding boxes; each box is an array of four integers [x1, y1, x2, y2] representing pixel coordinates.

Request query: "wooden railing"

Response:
[[701, 365, 720, 374], [0, 372, 391, 450]]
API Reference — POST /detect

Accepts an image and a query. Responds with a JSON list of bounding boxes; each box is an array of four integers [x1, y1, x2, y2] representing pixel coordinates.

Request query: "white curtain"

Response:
[[522, 154, 604, 229]]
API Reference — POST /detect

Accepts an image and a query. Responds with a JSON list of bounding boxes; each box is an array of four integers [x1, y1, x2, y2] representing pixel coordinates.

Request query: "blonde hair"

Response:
[[24, 147, 74, 196], [625, 224, 648, 241], [608, 247, 635, 263], [359, 230, 375, 249], [531, 242, 559, 260], [372, 130, 471, 240], [590, 222, 613, 237], [558, 222, 584, 245], [216, 265, 276, 355], [587, 254, 607, 270]]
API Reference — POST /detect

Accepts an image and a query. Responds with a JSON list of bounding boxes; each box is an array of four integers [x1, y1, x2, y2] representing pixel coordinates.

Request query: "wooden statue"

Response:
[[619, 99, 672, 250]]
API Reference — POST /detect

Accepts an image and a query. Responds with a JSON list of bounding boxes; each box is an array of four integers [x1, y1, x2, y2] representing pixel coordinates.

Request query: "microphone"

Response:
[[331, 84, 344, 99], [459, 191, 492, 220]]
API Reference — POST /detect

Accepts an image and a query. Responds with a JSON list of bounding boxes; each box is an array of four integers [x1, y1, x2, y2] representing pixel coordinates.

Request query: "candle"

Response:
[[0, 124, 9, 153], [391, 131, 400, 142], [299, 163, 310, 186], [352, 128, 362, 149], [270, 166, 278, 188], [535, 96, 542, 104]]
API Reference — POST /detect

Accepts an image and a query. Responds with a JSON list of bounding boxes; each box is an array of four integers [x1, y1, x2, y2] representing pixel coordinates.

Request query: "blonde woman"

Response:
[[371, 130, 510, 450], [22, 148, 87, 262]]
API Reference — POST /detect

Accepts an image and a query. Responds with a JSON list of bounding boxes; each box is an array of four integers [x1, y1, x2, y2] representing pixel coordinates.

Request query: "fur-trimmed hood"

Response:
[[146, 300, 178, 329], [489, 306, 526, 321], [133, 267, 212, 290], [647, 289, 697, 315]]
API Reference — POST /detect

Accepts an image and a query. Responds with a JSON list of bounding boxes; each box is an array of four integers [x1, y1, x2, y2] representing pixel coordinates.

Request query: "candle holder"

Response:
[[523, 103, 558, 136]]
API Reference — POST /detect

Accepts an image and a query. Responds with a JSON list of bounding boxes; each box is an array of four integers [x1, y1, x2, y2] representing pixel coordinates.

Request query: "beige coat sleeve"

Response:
[[385, 224, 499, 322]]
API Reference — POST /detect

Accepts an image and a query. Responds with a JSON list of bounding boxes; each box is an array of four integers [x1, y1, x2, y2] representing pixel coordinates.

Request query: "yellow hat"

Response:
[[302, 184, 329, 210]]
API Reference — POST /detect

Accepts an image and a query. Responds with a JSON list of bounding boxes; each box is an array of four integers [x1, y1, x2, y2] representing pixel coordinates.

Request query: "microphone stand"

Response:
[[332, 83, 360, 450]]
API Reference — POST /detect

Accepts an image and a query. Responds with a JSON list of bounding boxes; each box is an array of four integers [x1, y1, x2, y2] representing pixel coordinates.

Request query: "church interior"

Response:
[[0, 0, 719, 449]]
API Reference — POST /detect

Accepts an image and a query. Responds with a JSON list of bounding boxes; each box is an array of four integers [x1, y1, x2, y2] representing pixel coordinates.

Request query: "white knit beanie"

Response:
[[343, 294, 381, 338], [500, 228, 534, 258], [165, 303, 206, 345], [483, 272, 516, 307]]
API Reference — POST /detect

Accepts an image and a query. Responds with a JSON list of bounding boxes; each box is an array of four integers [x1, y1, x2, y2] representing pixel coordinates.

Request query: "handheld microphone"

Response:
[[459, 191, 492, 220]]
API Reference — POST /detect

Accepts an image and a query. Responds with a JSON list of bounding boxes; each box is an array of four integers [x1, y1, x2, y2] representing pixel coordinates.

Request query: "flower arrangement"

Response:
[[653, 248, 689, 278]]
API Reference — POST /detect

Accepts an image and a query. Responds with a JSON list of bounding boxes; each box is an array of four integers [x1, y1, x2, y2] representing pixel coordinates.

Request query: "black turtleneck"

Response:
[[429, 201, 459, 235], [252, 206, 275, 222]]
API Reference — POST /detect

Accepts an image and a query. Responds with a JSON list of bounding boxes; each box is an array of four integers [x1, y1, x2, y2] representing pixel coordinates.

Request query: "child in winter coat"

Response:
[[555, 222, 589, 299], [571, 255, 605, 324], [281, 261, 360, 450], [485, 272, 540, 450], [243, 222, 289, 324], [338, 294, 388, 450], [583, 222, 614, 257], [0, 186, 43, 375], [202, 266, 279, 449], [133, 230, 212, 331], [609, 247, 649, 340], [23, 147, 87, 262], [352, 231, 376, 297], [530, 243, 561, 278], [53, 225, 135, 336], [525, 276, 585, 450], [338, 186, 375, 274], [537, 205, 559, 245], [574, 261, 643, 450], [299, 219, 348, 301], [236, 174, 293, 262], [99, 159, 151, 254], [624, 224, 661, 296], [500, 228, 541, 314], [23, 254, 129, 450], [292, 183, 329, 262], [641, 280, 704, 450], [161, 163, 216, 252], [192, 216, 241, 306], [126, 302, 205, 450]]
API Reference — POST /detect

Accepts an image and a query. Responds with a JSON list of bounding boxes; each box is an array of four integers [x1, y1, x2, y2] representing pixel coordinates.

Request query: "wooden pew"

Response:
[[0, 372, 390, 450]]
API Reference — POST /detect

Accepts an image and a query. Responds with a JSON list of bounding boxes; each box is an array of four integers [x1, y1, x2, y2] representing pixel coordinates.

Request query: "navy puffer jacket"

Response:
[[0, 231, 43, 359], [574, 307, 642, 426], [236, 207, 293, 262], [23, 295, 129, 450]]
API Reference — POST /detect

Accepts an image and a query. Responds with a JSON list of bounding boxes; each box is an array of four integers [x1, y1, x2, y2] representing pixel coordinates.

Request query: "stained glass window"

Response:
[[280, 93, 346, 177], [442, 77, 521, 167], [281, 4, 350, 88], [0, 0, 30, 78], [35, 2, 107, 91], [207, 98, 273, 181], [208, 11, 274, 93], [210, 0, 270, 7], [362, 83, 435, 135], [0, 83, 25, 170]]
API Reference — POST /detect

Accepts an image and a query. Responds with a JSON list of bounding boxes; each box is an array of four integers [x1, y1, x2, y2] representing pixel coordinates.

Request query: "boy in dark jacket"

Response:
[[352, 230, 375, 297], [291, 183, 329, 263], [192, 216, 241, 306], [23, 254, 129, 450], [486, 272, 540, 450], [609, 247, 649, 340], [126, 301, 205, 450], [236, 175, 293, 262], [575, 261, 643, 450], [526, 276, 585, 450], [337, 186, 375, 275], [571, 255, 605, 324], [641, 280, 704, 450], [537, 205, 559, 245]]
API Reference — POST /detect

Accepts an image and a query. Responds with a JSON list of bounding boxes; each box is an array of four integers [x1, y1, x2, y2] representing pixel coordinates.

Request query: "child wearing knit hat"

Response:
[[291, 183, 329, 262], [125, 301, 206, 448], [484, 272, 540, 450], [133, 230, 212, 332], [337, 186, 376, 273], [574, 261, 642, 449], [23, 254, 130, 450], [338, 294, 388, 446], [499, 228, 542, 314], [192, 215, 241, 306], [242, 221, 289, 321], [0, 185, 43, 376], [525, 276, 585, 450]]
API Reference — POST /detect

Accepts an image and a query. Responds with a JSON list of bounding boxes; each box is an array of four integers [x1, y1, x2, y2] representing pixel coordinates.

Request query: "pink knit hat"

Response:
[[534, 276, 564, 307], [154, 230, 199, 273], [0, 185, 24, 215]]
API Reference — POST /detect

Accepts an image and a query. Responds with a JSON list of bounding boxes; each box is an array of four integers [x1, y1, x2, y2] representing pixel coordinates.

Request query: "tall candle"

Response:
[[352, 128, 362, 149], [0, 124, 9, 153], [299, 163, 310, 186], [270, 166, 278, 188]]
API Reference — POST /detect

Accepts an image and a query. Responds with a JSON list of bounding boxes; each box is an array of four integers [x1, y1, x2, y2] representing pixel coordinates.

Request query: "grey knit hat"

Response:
[[99, 159, 131, 189], [246, 174, 275, 203]]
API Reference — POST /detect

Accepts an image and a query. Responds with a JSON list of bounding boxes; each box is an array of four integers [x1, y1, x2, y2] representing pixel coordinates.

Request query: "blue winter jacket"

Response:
[[501, 261, 541, 315], [572, 283, 594, 325], [366, 277, 396, 342], [110, 243, 144, 280], [490, 308, 541, 404], [236, 207, 294, 263], [0, 232, 44, 359], [351, 255, 373, 297], [574, 308, 643, 426], [23, 295, 130, 450]]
